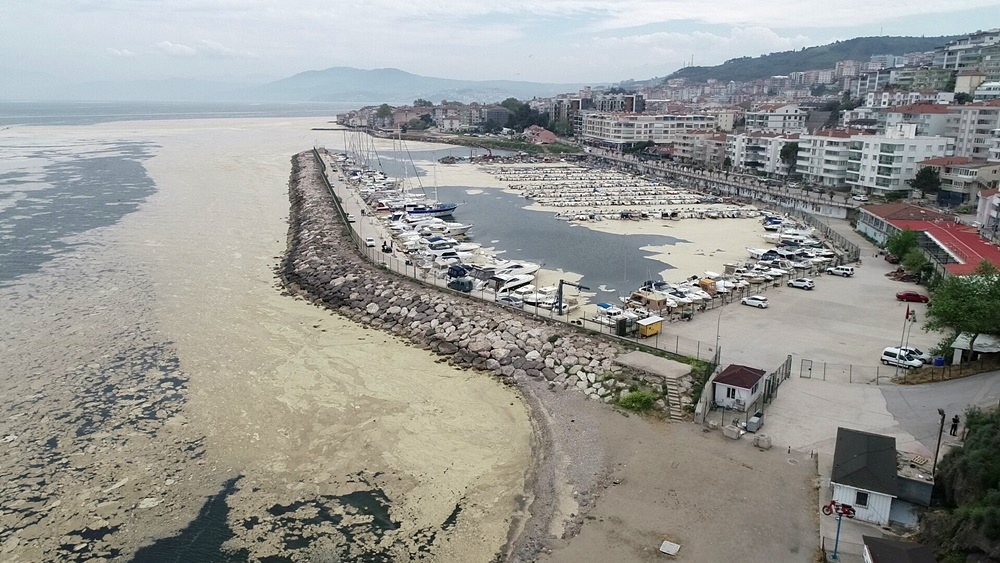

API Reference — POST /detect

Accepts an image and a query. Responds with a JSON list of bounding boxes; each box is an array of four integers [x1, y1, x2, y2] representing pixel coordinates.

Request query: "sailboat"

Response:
[[407, 164, 458, 218]]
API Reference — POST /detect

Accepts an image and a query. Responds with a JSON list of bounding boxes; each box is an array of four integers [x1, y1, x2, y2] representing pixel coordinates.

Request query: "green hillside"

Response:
[[667, 36, 958, 82]]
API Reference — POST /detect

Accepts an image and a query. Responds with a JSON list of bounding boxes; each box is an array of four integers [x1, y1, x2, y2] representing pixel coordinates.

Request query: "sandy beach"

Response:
[[0, 118, 531, 561]]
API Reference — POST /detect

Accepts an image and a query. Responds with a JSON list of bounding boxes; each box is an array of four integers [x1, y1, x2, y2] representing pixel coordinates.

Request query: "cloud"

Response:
[[154, 39, 254, 58], [156, 41, 198, 57], [106, 48, 136, 57], [195, 40, 255, 58]]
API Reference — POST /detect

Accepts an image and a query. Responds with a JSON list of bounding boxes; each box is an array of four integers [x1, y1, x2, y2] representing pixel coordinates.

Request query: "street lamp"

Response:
[[932, 408, 946, 478]]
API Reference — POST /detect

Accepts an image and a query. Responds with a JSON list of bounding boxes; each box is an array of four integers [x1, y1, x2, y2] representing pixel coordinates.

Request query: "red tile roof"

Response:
[[715, 364, 766, 389], [888, 103, 951, 114], [890, 220, 1000, 275], [981, 188, 1000, 198], [810, 129, 866, 138]]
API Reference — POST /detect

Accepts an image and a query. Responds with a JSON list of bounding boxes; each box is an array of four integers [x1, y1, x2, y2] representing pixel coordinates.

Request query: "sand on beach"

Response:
[[0, 118, 531, 562]]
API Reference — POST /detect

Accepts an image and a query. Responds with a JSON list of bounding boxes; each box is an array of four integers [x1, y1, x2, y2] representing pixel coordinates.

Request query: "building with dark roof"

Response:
[[862, 535, 937, 563], [712, 364, 766, 412], [831, 428, 898, 526]]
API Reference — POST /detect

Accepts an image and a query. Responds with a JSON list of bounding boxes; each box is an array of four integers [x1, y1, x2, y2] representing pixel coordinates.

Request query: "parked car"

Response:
[[852, 194, 870, 202], [881, 347, 924, 369], [884, 254, 900, 264], [741, 295, 769, 309], [496, 295, 524, 308], [364, 237, 377, 247], [899, 346, 933, 364], [347, 213, 356, 223], [826, 265, 855, 277], [787, 278, 815, 290], [896, 291, 929, 303]]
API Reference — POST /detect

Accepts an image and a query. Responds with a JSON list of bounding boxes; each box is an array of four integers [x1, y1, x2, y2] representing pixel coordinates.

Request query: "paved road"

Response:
[[882, 369, 1000, 453]]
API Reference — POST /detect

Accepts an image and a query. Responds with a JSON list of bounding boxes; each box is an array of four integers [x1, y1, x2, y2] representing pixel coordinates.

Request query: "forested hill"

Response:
[[666, 36, 958, 82]]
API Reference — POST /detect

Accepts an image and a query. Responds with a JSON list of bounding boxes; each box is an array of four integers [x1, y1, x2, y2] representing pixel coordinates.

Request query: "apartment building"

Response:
[[933, 29, 1000, 71], [917, 156, 1000, 205], [796, 129, 868, 188], [744, 103, 806, 134], [728, 132, 799, 176], [975, 82, 1000, 101], [591, 93, 645, 113], [846, 124, 955, 197], [882, 104, 952, 136], [948, 100, 1000, 158], [579, 112, 716, 146]]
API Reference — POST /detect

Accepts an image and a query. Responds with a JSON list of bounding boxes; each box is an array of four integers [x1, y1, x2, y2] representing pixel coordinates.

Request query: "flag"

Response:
[[905, 304, 910, 320]]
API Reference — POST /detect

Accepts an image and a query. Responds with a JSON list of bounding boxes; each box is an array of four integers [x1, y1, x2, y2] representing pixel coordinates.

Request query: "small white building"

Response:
[[727, 133, 799, 176], [712, 364, 766, 411], [831, 428, 897, 526]]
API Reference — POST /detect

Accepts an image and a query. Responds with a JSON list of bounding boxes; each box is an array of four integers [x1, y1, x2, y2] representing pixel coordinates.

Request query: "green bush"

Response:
[[616, 390, 658, 413]]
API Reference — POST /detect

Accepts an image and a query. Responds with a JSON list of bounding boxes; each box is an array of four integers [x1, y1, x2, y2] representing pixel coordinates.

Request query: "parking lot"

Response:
[[678, 237, 940, 376]]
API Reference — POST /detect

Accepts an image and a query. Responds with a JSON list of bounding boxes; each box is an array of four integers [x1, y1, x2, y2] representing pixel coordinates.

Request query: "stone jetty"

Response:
[[279, 151, 695, 411]]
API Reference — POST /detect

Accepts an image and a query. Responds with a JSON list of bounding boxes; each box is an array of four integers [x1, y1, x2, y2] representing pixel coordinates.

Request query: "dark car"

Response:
[[884, 254, 900, 264], [896, 291, 929, 303]]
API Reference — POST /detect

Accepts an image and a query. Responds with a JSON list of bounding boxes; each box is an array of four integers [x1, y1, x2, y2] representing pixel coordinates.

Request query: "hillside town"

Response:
[[338, 29, 1000, 215]]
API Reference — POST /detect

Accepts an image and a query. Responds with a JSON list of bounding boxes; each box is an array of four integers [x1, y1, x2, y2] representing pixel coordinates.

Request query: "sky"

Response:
[[2, 0, 1000, 87]]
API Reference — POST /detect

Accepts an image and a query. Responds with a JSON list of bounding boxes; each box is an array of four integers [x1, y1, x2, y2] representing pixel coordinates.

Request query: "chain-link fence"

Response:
[[798, 354, 1000, 385]]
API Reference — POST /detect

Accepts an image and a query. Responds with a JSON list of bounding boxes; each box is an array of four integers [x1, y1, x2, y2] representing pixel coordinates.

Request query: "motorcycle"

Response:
[[821, 500, 856, 518]]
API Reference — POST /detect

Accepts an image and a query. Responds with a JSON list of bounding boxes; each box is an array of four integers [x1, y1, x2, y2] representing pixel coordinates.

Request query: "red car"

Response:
[[884, 254, 900, 264], [896, 291, 929, 303]]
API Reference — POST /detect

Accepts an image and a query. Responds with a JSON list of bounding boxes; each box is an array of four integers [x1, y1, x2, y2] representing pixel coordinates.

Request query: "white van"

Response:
[[826, 265, 855, 277], [881, 347, 923, 369]]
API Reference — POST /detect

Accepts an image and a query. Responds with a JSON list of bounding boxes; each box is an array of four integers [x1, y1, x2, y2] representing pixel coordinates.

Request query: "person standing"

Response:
[[950, 414, 960, 436]]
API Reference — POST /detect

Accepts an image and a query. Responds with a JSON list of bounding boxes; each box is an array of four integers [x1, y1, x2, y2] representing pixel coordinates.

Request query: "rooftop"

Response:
[[862, 536, 937, 563], [891, 220, 1000, 275], [832, 428, 898, 496], [714, 364, 766, 389], [888, 103, 952, 114], [861, 202, 954, 223]]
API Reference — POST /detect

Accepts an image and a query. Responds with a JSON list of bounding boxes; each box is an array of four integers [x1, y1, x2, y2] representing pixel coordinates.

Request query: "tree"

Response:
[[901, 248, 930, 277], [925, 261, 1000, 361], [908, 167, 942, 198], [954, 92, 973, 105], [827, 190, 835, 201], [375, 104, 393, 119], [885, 229, 919, 258], [723, 156, 732, 170], [779, 142, 799, 176], [500, 97, 523, 113], [549, 119, 572, 137], [413, 98, 433, 107]]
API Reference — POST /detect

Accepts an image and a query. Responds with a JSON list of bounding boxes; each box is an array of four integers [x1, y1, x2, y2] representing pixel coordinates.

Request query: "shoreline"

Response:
[[280, 149, 702, 561]]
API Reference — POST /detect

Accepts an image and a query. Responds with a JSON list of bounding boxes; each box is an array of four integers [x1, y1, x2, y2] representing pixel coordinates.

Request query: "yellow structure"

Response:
[[637, 315, 664, 338]]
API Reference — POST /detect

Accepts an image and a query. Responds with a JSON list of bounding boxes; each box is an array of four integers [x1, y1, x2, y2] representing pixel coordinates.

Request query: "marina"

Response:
[[321, 139, 850, 332]]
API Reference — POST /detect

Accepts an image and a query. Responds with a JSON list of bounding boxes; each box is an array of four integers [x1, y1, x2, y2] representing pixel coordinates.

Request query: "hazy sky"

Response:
[[3, 0, 999, 85]]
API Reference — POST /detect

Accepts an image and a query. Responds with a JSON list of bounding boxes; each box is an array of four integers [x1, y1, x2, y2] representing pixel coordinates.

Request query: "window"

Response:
[[751, 383, 760, 394], [855, 491, 869, 507], [726, 387, 737, 399]]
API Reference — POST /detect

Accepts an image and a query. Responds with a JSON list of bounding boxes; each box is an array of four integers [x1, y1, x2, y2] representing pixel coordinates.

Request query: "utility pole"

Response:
[[933, 408, 946, 478]]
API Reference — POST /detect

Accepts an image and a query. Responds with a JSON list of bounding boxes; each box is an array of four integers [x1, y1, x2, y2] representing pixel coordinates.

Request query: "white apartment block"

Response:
[[579, 112, 716, 146], [865, 90, 953, 108], [933, 29, 1000, 71], [846, 124, 955, 196], [727, 133, 799, 176], [948, 100, 1000, 158], [744, 103, 806, 134], [882, 104, 952, 136], [796, 129, 866, 188]]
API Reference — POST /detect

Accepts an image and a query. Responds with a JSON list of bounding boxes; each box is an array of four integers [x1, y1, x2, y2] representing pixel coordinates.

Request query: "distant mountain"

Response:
[[247, 67, 587, 104], [666, 36, 959, 83]]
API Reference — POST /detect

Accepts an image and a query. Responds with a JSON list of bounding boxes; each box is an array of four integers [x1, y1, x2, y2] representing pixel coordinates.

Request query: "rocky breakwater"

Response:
[[278, 151, 697, 561], [280, 152, 639, 402]]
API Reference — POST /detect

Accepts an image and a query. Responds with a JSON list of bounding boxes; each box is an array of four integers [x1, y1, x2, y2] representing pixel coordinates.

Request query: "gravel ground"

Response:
[[506, 380, 819, 563]]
